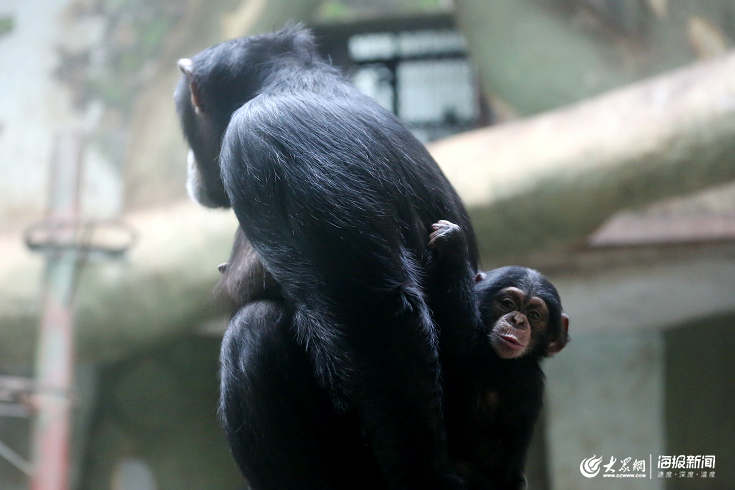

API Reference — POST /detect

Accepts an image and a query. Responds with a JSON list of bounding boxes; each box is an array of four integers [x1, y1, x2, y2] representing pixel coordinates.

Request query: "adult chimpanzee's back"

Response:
[[175, 27, 479, 490]]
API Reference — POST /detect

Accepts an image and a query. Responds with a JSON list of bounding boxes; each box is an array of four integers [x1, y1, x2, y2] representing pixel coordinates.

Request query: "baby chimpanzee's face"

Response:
[[475, 266, 569, 360]]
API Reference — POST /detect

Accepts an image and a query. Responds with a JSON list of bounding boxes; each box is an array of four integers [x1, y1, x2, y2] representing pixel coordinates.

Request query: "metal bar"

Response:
[[0, 375, 71, 398], [0, 375, 37, 392], [29, 129, 85, 490], [0, 438, 33, 476], [0, 402, 31, 418]]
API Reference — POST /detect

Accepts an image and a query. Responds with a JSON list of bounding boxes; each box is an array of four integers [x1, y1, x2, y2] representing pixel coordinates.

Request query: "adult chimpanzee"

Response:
[[427, 220, 570, 490], [174, 27, 479, 489]]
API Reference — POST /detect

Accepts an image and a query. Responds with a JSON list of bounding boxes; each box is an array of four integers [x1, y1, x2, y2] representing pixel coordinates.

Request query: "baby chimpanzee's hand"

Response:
[[428, 220, 462, 249]]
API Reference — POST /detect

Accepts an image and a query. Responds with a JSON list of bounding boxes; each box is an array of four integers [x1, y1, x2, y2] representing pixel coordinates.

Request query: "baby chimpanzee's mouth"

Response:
[[499, 333, 524, 350]]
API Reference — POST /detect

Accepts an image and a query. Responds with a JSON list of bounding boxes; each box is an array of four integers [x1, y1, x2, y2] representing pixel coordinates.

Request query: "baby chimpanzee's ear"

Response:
[[547, 314, 570, 355], [474, 272, 486, 283]]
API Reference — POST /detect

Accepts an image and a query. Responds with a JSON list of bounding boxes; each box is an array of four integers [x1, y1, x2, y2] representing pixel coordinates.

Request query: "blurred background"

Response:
[[1, 0, 734, 489]]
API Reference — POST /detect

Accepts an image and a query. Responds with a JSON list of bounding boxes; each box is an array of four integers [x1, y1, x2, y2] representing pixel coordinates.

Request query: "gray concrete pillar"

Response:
[[544, 330, 665, 490]]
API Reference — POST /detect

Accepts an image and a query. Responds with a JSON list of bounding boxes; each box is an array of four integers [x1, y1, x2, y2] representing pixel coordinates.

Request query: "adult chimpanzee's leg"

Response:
[[220, 301, 330, 489], [220, 300, 386, 490]]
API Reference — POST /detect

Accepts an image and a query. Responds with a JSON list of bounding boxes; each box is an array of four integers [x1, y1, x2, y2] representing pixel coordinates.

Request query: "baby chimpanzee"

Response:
[[428, 220, 570, 490]]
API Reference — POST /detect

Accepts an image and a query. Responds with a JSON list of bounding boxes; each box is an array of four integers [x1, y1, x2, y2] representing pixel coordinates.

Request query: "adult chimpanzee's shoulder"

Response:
[[222, 84, 385, 160]]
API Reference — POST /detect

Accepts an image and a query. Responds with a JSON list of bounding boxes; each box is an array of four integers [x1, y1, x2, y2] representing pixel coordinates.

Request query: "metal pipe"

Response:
[[29, 130, 85, 490]]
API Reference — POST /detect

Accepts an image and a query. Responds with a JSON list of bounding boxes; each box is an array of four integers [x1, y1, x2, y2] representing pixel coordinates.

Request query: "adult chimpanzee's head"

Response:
[[174, 27, 318, 208], [475, 266, 569, 360]]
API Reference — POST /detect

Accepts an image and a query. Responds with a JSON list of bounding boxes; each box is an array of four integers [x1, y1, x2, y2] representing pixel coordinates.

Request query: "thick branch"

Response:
[[0, 202, 237, 366], [429, 52, 735, 263]]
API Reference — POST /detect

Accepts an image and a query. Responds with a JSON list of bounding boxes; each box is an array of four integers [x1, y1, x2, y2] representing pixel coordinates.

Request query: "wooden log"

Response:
[[429, 51, 735, 263], [0, 201, 237, 365]]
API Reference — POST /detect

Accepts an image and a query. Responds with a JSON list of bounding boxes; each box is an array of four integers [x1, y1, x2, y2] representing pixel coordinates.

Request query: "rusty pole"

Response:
[[29, 130, 85, 490]]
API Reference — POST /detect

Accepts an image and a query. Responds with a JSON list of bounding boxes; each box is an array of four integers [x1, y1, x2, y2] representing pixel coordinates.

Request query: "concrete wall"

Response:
[[664, 315, 735, 490], [545, 330, 665, 490], [542, 313, 735, 490], [0, 0, 121, 227]]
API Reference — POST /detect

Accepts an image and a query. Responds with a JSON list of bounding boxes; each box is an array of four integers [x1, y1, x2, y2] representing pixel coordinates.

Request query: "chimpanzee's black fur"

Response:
[[175, 27, 479, 490]]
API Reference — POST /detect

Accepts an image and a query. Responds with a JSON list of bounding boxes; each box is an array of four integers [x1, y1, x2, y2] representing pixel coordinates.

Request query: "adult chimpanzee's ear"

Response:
[[178, 58, 204, 114], [177, 58, 193, 76], [547, 313, 570, 355]]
